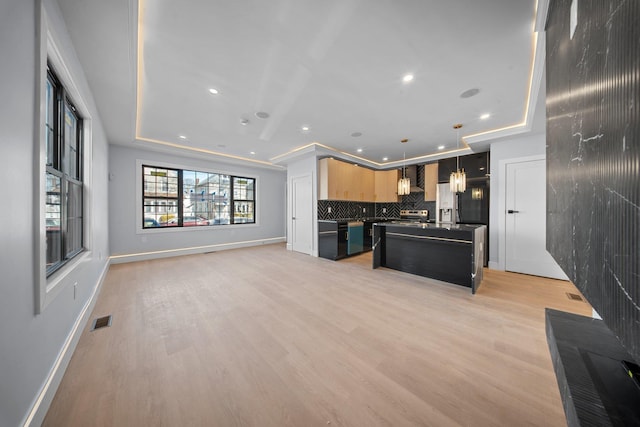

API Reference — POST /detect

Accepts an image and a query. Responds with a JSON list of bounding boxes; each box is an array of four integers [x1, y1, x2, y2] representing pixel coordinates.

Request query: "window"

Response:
[[142, 164, 255, 228], [45, 65, 84, 276], [233, 177, 255, 224], [143, 166, 179, 226]]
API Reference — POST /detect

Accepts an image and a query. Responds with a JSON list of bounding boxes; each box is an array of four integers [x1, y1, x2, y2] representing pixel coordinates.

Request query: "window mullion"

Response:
[[178, 170, 184, 227], [58, 87, 68, 260], [230, 176, 235, 224]]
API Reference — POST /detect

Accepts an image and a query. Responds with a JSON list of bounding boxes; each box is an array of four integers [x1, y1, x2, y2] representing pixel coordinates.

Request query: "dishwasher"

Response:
[[347, 221, 364, 255]]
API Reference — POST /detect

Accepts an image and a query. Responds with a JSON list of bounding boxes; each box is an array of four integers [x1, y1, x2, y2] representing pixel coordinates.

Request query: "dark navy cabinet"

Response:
[[318, 221, 348, 260], [438, 152, 489, 182], [363, 220, 375, 251]]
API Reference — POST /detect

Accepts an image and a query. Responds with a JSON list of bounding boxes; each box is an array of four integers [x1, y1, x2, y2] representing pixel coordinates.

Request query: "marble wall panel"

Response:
[[546, 0, 640, 362]]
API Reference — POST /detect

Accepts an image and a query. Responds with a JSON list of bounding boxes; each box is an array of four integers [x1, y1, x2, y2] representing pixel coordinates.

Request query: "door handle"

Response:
[[507, 210, 520, 214]]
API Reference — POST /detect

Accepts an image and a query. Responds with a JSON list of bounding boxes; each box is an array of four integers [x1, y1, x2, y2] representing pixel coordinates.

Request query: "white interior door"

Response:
[[505, 159, 568, 279], [291, 175, 312, 255]]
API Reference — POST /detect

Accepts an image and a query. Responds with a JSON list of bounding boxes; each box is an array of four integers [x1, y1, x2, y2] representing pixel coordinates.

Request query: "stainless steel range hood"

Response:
[[404, 165, 423, 192]]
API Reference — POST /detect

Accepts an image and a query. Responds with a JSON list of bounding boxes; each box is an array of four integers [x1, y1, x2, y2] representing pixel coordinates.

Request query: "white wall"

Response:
[[0, 1, 110, 425], [488, 132, 546, 268], [108, 145, 286, 262]]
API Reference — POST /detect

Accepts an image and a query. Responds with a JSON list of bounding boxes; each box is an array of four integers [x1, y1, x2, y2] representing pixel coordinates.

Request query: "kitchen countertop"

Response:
[[375, 221, 484, 231], [318, 217, 399, 223]]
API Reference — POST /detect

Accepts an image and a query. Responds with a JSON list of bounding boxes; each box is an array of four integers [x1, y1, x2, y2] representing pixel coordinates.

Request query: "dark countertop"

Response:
[[375, 221, 485, 232], [318, 217, 399, 223]]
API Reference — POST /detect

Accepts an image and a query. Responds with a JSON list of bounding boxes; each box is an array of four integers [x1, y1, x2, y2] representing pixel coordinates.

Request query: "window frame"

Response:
[[137, 160, 258, 232], [45, 65, 85, 276], [231, 176, 256, 225], [35, 6, 94, 314]]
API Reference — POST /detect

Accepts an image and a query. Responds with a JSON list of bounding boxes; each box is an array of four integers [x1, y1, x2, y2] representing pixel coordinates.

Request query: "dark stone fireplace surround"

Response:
[[545, 0, 640, 425]]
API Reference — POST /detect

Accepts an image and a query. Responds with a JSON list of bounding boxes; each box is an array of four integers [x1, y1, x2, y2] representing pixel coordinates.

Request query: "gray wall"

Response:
[[0, 1, 110, 425], [109, 145, 286, 260]]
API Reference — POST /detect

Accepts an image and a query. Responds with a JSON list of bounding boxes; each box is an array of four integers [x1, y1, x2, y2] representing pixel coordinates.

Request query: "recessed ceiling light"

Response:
[[301, 126, 310, 132], [403, 74, 414, 83], [437, 145, 445, 150], [460, 88, 480, 98], [240, 119, 250, 126], [480, 113, 491, 120], [217, 144, 226, 148], [351, 132, 362, 137], [255, 111, 270, 119], [208, 88, 219, 95], [357, 148, 363, 153], [179, 135, 187, 139], [250, 151, 256, 155], [382, 157, 388, 161]]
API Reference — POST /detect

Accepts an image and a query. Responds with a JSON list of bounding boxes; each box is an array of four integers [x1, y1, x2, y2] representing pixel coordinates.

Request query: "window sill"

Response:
[[136, 222, 259, 234], [43, 250, 91, 305]]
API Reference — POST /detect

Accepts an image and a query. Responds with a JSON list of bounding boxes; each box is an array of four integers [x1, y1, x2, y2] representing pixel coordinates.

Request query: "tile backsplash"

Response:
[[317, 194, 436, 220], [317, 200, 376, 220]]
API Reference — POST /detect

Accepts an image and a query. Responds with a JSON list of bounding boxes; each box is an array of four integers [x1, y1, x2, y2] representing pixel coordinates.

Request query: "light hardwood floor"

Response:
[[43, 244, 591, 427]]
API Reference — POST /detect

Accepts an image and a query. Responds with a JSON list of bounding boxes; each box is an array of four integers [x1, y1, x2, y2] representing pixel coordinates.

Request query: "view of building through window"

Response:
[[143, 165, 255, 228]]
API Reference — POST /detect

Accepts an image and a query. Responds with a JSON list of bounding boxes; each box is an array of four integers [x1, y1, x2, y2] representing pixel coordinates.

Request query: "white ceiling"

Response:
[[57, 0, 544, 169]]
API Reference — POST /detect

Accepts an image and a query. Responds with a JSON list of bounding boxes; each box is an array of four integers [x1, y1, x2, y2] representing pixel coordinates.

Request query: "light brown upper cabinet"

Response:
[[424, 163, 438, 201], [374, 169, 399, 203], [319, 158, 340, 200], [319, 158, 374, 201], [319, 158, 393, 202], [354, 166, 375, 201]]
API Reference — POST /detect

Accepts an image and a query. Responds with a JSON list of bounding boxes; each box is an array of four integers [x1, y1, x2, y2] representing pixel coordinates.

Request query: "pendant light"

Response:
[[397, 139, 410, 196], [449, 124, 466, 193]]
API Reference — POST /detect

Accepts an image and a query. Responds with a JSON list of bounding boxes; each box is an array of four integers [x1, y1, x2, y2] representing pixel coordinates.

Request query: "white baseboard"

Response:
[[110, 237, 286, 264], [24, 259, 110, 427]]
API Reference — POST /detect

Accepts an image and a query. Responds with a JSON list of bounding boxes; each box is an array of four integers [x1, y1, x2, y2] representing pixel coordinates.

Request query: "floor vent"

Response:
[[566, 292, 585, 302], [91, 315, 112, 331]]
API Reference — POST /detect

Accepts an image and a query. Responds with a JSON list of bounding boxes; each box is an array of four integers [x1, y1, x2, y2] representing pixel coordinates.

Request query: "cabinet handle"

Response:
[[507, 210, 520, 214], [346, 232, 349, 240]]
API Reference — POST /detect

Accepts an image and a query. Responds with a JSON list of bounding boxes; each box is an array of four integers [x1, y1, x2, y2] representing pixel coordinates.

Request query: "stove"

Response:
[[400, 209, 430, 222]]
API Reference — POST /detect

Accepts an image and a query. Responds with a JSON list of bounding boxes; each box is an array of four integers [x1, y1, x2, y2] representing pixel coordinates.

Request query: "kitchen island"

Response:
[[373, 222, 486, 293]]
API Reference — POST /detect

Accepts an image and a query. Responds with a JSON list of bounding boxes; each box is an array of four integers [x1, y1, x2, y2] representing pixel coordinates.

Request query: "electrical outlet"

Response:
[[327, 207, 331, 213], [362, 207, 366, 213], [383, 208, 387, 213]]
